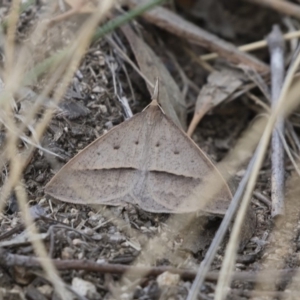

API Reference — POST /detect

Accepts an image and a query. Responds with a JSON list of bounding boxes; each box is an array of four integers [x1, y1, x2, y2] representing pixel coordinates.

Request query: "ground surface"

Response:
[[0, 0, 299, 299]]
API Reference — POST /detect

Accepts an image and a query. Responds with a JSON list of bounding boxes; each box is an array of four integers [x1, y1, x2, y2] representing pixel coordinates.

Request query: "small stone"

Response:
[[61, 247, 75, 259], [63, 218, 70, 225], [73, 239, 83, 246], [35, 173, 46, 183], [29, 204, 46, 220], [70, 208, 78, 215], [38, 198, 48, 206], [72, 277, 99, 299], [96, 258, 106, 264], [92, 86, 104, 93], [92, 233, 104, 241], [37, 285, 53, 297], [84, 228, 94, 236], [99, 104, 107, 114], [157, 271, 180, 287], [105, 121, 113, 130]]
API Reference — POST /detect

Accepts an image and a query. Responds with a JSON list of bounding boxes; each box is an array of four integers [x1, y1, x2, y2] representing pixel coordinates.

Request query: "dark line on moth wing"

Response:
[[77, 167, 139, 172], [147, 170, 201, 180], [75, 169, 203, 180]]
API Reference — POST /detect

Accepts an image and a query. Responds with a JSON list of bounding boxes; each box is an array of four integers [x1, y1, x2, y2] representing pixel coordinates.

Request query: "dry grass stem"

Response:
[[214, 39, 300, 300], [201, 30, 300, 61], [0, 0, 115, 297]]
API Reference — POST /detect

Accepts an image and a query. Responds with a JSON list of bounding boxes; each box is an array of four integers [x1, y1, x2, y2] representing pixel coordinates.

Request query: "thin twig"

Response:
[[287, 121, 300, 152], [1, 248, 300, 283], [253, 191, 272, 209], [105, 35, 153, 87], [278, 128, 300, 177], [267, 25, 285, 217], [112, 32, 137, 103], [201, 30, 300, 61]]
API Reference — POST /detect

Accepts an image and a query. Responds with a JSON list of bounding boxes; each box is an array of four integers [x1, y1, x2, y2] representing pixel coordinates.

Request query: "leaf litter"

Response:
[[0, 1, 299, 299]]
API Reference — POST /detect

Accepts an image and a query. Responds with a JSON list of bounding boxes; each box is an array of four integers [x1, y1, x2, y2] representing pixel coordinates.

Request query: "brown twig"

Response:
[[126, 0, 269, 74], [0, 224, 24, 241], [245, 0, 300, 19], [267, 25, 285, 217], [0, 248, 299, 283]]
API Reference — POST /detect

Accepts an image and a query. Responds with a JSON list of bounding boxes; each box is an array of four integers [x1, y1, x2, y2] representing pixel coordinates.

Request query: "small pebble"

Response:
[[99, 104, 107, 114], [37, 285, 53, 297], [72, 277, 99, 299], [61, 247, 75, 259], [157, 271, 180, 287], [73, 239, 83, 246], [63, 218, 70, 225], [84, 228, 94, 236], [70, 208, 79, 215]]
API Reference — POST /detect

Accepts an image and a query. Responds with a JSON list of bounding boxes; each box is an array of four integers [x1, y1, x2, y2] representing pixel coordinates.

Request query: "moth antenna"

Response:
[[143, 78, 163, 111], [152, 78, 159, 101]]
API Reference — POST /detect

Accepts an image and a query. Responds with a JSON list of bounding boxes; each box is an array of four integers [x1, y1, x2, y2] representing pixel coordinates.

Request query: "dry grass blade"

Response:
[[186, 115, 266, 300], [0, 0, 115, 298], [214, 38, 300, 300], [201, 30, 300, 62], [4, 0, 20, 78]]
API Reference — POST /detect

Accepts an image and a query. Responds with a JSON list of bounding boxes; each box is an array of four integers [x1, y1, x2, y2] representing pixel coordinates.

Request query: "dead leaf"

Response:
[[187, 68, 244, 136], [121, 24, 187, 130]]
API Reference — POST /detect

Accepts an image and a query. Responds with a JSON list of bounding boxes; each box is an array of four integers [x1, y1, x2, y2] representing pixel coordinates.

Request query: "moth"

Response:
[[45, 87, 232, 214]]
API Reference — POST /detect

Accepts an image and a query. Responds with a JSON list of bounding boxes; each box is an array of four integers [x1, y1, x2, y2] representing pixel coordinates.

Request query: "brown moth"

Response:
[[45, 91, 232, 214]]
